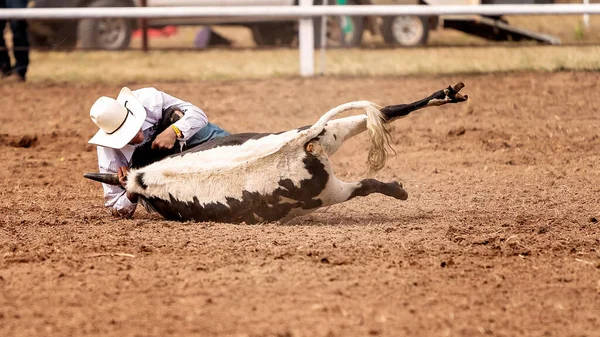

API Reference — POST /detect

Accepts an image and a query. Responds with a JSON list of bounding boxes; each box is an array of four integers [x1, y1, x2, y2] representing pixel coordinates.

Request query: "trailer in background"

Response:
[[367, 0, 560, 47]]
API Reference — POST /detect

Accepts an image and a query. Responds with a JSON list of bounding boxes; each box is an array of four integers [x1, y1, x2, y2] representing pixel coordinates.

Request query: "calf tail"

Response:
[[365, 104, 394, 174], [301, 101, 392, 174], [304, 101, 375, 140]]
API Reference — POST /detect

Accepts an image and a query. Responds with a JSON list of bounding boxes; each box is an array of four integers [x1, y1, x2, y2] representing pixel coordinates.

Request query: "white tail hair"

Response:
[[298, 100, 393, 174], [365, 104, 394, 174]]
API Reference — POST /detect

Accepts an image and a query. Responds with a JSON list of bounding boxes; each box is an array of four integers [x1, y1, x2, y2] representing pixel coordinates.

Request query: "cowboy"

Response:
[[88, 86, 229, 218]]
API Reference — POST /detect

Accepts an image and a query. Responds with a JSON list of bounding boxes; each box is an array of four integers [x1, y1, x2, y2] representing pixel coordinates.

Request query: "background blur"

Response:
[[3, 0, 600, 82]]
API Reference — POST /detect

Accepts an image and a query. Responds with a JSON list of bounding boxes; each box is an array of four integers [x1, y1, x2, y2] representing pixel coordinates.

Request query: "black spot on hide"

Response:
[[135, 172, 148, 190], [313, 129, 326, 141], [139, 152, 330, 224]]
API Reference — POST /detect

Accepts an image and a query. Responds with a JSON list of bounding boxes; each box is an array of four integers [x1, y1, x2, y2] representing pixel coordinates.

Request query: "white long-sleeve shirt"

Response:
[[96, 87, 209, 217]]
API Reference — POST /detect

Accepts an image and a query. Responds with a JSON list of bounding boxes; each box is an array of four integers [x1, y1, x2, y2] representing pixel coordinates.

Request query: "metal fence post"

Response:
[[583, 0, 590, 29], [140, 0, 149, 52], [319, 0, 328, 75], [299, 0, 314, 77]]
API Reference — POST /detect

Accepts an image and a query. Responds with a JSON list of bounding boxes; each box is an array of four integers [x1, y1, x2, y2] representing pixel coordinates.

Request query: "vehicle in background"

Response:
[[373, 0, 559, 47], [250, 0, 560, 48], [27, 0, 358, 50], [25, 0, 558, 50], [27, 0, 136, 50]]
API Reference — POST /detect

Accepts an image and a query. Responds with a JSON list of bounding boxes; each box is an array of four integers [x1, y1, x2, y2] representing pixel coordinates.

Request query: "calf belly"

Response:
[[141, 151, 331, 224]]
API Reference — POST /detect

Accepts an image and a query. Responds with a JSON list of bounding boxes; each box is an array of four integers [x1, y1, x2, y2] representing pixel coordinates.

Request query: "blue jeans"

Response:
[[183, 122, 230, 150], [0, 0, 29, 78]]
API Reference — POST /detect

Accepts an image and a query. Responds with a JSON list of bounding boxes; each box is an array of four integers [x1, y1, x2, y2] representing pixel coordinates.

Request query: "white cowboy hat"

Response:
[[88, 87, 147, 149]]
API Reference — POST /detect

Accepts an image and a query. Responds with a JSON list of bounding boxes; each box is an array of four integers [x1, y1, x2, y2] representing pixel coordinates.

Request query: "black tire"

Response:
[[382, 15, 429, 47], [252, 22, 296, 46], [78, 0, 133, 50]]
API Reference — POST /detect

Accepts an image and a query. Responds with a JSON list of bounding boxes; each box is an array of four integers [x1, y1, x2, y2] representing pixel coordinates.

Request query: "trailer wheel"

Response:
[[382, 15, 429, 47], [78, 0, 133, 50]]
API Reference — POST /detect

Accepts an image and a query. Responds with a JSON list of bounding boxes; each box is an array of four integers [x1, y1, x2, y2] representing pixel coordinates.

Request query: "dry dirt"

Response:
[[0, 72, 599, 337]]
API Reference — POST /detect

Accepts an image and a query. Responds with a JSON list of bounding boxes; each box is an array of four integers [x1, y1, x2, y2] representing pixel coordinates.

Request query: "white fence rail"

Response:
[[1, 4, 600, 19], [1, 4, 598, 76]]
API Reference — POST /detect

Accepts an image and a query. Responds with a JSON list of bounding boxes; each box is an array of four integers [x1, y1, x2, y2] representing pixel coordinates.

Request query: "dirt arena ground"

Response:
[[1, 72, 599, 337]]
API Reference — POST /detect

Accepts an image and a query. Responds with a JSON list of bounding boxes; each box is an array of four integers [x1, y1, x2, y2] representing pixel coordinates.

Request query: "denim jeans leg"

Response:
[[9, 18, 28, 78], [6, 0, 29, 78], [183, 123, 230, 150], [0, 21, 10, 74]]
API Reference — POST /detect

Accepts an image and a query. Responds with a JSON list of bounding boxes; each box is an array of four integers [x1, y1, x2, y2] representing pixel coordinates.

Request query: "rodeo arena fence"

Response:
[[1, 3, 600, 77]]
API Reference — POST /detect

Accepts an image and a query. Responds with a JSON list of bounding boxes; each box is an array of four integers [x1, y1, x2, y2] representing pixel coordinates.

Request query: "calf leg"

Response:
[[281, 176, 408, 223], [318, 175, 408, 208], [318, 82, 468, 156], [381, 82, 468, 123], [347, 179, 408, 201]]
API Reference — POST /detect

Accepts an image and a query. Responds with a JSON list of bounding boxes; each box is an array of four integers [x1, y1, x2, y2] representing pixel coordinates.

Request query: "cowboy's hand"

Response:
[[117, 166, 130, 188], [152, 127, 177, 150]]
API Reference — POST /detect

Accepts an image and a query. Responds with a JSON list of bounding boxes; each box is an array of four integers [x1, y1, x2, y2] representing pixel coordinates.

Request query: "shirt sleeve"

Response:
[[97, 146, 137, 218], [159, 91, 208, 141]]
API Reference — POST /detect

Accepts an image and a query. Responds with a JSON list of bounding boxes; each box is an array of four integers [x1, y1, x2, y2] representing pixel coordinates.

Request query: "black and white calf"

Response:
[[85, 83, 468, 224]]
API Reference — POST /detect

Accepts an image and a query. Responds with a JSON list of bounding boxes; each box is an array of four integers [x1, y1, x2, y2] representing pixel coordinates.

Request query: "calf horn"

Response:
[[83, 172, 120, 185]]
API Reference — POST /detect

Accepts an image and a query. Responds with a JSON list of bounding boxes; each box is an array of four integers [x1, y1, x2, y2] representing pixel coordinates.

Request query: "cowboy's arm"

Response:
[[97, 146, 137, 218], [160, 91, 208, 140]]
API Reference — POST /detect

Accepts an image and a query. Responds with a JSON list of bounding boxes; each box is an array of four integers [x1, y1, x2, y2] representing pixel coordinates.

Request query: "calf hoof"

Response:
[[446, 82, 469, 103], [428, 83, 469, 107], [390, 181, 408, 200]]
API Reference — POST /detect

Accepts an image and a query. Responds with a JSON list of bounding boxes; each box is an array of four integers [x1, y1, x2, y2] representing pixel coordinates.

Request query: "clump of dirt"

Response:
[[0, 134, 38, 148], [447, 126, 466, 136]]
